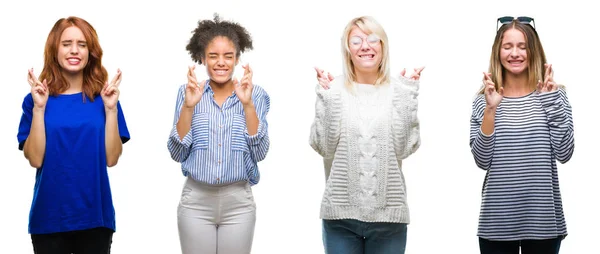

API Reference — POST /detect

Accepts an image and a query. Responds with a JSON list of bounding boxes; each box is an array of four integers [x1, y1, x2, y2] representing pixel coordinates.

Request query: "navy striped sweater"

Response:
[[470, 88, 574, 241]]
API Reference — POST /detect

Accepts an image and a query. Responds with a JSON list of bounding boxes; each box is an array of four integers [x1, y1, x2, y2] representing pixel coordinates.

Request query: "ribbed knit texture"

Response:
[[310, 76, 420, 223]]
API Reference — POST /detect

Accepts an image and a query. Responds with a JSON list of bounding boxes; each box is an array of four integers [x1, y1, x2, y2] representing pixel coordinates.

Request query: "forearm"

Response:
[[481, 106, 497, 135], [105, 109, 122, 167], [176, 107, 194, 140], [24, 108, 46, 168], [243, 103, 259, 135]]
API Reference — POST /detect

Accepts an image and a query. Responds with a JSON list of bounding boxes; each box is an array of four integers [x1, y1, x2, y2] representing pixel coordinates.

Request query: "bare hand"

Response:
[[234, 64, 254, 106], [400, 67, 425, 80], [315, 67, 334, 89], [27, 68, 49, 109], [101, 69, 122, 111], [483, 72, 503, 108], [184, 65, 205, 109], [536, 63, 558, 93]]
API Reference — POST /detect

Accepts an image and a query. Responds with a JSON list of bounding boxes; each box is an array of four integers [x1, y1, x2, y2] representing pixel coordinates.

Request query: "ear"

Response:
[[235, 57, 240, 66]]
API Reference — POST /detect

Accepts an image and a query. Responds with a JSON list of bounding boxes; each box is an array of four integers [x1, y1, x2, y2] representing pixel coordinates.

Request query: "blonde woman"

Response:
[[470, 16, 574, 254], [310, 16, 422, 254]]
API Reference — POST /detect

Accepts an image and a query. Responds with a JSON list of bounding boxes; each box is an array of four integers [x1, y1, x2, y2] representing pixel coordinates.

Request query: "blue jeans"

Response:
[[322, 219, 407, 254]]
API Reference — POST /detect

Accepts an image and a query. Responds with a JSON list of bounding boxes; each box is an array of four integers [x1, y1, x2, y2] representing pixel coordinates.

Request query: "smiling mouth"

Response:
[[67, 58, 81, 65], [359, 54, 375, 59], [214, 69, 228, 75], [508, 60, 524, 65]]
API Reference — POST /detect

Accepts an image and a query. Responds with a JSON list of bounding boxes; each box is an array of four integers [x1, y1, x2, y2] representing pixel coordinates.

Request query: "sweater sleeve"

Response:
[[309, 82, 342, 160], [167, 84, 193, 163], [392, 76, 421, 160], [470, 95, 495, 170], [537, 88, 575, 163]]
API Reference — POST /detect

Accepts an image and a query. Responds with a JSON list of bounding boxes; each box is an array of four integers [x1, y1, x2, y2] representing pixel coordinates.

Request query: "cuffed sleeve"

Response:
[[245, 87, 270, 162], [167, 85, 193, 163]]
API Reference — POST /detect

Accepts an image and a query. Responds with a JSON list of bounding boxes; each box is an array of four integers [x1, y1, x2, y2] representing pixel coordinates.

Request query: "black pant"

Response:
[[479, 237, 563, 254], [31, 227, 114, 254]]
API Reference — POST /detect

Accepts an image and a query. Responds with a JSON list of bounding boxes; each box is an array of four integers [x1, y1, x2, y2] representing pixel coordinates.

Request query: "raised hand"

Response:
[[234, 63, 254, 106], [536, 63, 558, 93], [315, 67, 334, 90], [184, 65, 205, 109], [101, 69, 122, 111], [483, 72, 503, 108], [400, 67, 425, 80], [27, 68, 49, 109]]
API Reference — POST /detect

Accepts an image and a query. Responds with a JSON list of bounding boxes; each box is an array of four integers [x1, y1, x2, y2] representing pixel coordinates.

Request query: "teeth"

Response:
[[215, 70, 227, 75]]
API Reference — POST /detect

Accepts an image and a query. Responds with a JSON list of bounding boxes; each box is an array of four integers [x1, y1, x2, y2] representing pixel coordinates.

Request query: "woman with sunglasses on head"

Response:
[[310, 16, 422, 254], [17, 16, 130, 254], [167, 13, 270, 254], [470, 16, 574, 254]]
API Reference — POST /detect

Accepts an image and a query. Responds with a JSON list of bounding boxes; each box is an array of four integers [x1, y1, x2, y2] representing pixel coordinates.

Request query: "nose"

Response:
[[509, 47, 519, 57], [216, 56, 225, 66], [360, 41, 371, 51], [69, 44, 79, 55]]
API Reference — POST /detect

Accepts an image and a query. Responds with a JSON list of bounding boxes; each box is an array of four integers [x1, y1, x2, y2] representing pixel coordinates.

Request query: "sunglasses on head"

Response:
[[496, 16, 535, 31]]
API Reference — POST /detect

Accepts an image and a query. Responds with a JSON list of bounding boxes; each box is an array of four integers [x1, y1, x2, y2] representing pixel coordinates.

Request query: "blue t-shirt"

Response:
[[17, 92, 130, 234]]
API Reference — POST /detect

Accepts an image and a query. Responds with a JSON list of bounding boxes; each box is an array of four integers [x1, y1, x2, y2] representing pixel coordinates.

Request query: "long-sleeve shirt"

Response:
[[310, 76, 420, 223], [168, 82, 270, 185], [470, 89, 574, 241]]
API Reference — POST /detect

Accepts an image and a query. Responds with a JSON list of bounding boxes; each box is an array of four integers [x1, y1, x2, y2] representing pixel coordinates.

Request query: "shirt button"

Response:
[[218, 144, 222, 147], [216, 177, 220, 182], [218, 160, 221, 163]]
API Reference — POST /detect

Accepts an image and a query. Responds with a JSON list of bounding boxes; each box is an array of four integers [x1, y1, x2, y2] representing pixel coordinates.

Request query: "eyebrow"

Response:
[[207, 52, 235, 55], [502, 42, 526, 46], [61, 39, 87, 43]]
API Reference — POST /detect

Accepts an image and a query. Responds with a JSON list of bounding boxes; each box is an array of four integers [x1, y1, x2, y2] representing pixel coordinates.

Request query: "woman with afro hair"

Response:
[[167, 13, 270, 254]]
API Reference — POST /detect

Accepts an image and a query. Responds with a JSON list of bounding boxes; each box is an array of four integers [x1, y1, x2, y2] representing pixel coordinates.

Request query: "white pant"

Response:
[[177, 176, 256, 254]]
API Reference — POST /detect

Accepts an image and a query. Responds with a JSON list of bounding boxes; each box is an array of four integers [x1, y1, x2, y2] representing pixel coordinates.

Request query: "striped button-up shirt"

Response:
[[168, 82, 270, 185]]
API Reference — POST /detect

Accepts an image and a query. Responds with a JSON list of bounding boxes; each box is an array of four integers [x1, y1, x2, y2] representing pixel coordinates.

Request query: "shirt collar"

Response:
[[204, 80, 238, 97]]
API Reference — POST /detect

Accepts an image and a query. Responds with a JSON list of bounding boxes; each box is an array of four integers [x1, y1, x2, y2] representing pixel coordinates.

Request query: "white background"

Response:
[[1, 0, 598, 253]]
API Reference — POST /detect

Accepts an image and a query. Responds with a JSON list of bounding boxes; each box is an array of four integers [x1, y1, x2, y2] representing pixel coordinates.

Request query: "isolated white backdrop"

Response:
[[1, 0, 597, 253]]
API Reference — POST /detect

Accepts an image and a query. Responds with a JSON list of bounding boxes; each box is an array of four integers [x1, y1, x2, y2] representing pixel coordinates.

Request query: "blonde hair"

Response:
[[341, 16, 390, 90], [479, 21, 550, 94]]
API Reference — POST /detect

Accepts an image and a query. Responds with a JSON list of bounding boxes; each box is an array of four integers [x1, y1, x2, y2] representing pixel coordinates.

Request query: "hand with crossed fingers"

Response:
[[27, 68, 49, 109], [101, 69, 123, 111], [537, 63, 558, 93], [233, 64, 254, 106]]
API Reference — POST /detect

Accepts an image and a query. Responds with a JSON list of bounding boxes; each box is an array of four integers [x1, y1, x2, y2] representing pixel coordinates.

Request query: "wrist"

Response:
[[104, 107, 118, 114], [484, 105, 497, 111], [33, 107, 46, 114], [242, 102, 255, 111], [182, 105, 195, 112]]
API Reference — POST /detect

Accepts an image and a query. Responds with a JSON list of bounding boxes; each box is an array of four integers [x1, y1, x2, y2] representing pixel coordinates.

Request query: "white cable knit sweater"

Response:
[[310, 76, 420, 223]]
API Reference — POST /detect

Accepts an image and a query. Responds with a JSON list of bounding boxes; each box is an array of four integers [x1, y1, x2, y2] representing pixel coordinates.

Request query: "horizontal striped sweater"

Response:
[[310, 76, 420, 223], [470, 88, 574, 241]]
